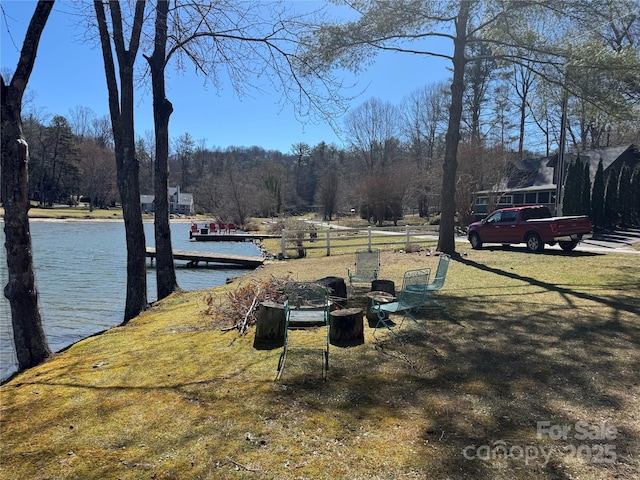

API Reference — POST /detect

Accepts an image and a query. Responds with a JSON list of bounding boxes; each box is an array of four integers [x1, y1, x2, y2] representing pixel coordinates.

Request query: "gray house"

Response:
[[140, 186, 194, 215], [473, 144, 639, 219]]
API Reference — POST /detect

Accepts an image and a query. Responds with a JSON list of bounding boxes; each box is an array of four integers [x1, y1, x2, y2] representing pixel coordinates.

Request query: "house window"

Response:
[[513, 193, 524, 204], [498, 195, 512, 204], [525, 193, 537, 204], [538, 192, 550, 203], [476, 196, 488, 205]]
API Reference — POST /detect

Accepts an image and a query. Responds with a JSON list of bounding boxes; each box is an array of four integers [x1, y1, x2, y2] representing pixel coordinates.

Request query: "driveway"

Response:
[[574, 228, 640, 254]]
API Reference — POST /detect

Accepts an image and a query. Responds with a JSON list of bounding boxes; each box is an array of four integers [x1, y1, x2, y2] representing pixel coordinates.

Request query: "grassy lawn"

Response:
[[1, 245, 639, 479]]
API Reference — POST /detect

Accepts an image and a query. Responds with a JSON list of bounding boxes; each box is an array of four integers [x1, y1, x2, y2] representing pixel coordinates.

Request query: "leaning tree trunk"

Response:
[[437, 1, 469, 255], [0, 0, 54, 371], [146, 0, 178, 300]]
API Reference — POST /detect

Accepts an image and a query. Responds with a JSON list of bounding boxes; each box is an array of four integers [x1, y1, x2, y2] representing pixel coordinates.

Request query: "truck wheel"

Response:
[[559, 240, 578, 251], [469, 232, 482, 249], [525, 233, 544, 252]]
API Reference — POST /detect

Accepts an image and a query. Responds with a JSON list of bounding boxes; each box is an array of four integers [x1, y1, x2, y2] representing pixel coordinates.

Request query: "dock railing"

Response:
[[280, 225, 439, 257]]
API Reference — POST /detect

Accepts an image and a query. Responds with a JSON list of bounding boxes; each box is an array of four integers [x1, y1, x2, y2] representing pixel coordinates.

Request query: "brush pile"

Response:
[[211, 275, 292, 335]]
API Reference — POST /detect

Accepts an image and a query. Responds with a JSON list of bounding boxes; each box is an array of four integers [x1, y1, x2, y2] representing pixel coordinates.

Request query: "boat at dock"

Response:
[[189, 222, 280, 242]]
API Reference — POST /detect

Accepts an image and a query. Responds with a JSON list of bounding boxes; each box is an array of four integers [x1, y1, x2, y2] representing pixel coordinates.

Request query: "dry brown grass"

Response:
[[1, 245, 639, 479]]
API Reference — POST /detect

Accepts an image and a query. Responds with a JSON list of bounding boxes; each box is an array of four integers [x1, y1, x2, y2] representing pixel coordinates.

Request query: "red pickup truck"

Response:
[[468, 205, 593, 252]]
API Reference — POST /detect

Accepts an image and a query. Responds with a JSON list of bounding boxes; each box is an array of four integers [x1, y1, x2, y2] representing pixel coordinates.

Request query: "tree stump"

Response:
[[371, 279, 396, 296], [329, 308, 364, 347], [315, 276, 347, 308], [366, 280, 395, 327], [253, 301, 285, 350]]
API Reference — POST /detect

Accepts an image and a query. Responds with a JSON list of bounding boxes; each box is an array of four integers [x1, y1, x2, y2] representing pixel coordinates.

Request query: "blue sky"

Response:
[[1, 1, 451, 153]]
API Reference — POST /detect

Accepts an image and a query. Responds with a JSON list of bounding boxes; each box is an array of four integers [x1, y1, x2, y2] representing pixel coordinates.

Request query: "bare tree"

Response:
[[78, 137, 117, 211], [400, 82, 448, 168], [94, 0, 148, 323], [400, 83, 448, 217], [511, 63, 536, 160], [68, 105, 97, 141], [1, 0, 54, 372], [345, 97, 402, 173], [89, 114, 114, 149]]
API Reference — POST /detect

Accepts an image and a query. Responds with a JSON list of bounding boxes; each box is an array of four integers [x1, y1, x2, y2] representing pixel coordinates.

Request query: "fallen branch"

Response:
[[238, 288, 261, 335]]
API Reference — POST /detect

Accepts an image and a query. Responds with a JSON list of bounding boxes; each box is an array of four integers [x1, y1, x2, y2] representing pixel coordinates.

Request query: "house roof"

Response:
[[603, 144, 640, 178], [495, 144, 638, 193], [505, 157, 557, 189], [546, 145, 632, 179]]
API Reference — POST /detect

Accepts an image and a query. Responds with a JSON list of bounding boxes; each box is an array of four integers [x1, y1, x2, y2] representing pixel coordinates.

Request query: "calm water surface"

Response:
[[0, 220, 260, 381]]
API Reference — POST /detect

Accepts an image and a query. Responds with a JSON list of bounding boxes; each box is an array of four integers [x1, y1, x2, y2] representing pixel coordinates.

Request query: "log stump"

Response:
[[371, 279, 396, 296], [315, 276, 347, 308], [253, 301, 285, 350], [329, 308, 364, 347], [365, 290, 395, 328]]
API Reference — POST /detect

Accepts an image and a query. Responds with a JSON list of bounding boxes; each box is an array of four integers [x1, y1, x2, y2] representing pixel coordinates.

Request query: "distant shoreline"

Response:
[[24, 217, 197, 223], [0, 208, 200, 224]]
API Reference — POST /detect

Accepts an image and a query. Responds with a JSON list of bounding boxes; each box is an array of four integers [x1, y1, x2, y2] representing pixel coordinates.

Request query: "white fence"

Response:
[[280, 225, 440, 257]]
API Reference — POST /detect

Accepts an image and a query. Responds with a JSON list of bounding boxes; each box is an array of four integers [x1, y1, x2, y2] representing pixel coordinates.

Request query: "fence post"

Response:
[[368, 226, 372, 251], [281, 230, 287, 258], [326, 229, 331, 256], [406, 225, 410, 248]]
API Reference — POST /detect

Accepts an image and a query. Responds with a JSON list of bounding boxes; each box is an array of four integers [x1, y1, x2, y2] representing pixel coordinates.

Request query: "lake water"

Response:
[[0, 220, 261, 381]]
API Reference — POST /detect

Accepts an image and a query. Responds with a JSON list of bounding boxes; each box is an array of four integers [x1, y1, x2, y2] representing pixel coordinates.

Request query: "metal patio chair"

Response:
[[347, 249, 380, 293], [370, 268, 430, 337], [425, 253, 451, 306], [276, 282, 331, 380]]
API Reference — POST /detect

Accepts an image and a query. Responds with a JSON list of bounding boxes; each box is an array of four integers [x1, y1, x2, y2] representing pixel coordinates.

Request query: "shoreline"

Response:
[[2, 215, 201, 224]]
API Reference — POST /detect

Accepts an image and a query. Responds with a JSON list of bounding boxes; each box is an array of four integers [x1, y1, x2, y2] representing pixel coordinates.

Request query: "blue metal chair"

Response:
[[425, 253, 451, 306], [276, 282, 331, 380], [370, 268, 430, 336]]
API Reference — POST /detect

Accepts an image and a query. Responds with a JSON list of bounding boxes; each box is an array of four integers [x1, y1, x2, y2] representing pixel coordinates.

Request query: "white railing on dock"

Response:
[[280, 225, 439, 257]]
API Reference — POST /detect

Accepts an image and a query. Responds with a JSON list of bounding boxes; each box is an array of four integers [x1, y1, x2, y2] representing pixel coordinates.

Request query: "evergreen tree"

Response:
[[604, 172, 619, 228], [591, 159, 606, 229], [632, 166, 640, 226], [618, 165, 633, 226], [582, 160, 591, 216], [562, 158, 583, 215]]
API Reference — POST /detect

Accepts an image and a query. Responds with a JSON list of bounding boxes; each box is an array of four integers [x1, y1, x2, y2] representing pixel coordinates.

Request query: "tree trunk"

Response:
[[1, 1, 54, 371], [366, 283, 395, 327], [253, 301, 285, 349], [94, 0, 148, 323], [437, 1, 469, 255], [146, 0, 178, 300], [329, 308, 364, 347]]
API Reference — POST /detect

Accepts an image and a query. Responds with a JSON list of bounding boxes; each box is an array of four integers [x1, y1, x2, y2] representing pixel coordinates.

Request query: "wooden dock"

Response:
[[190, 232, 281, 242], [146, 248, 264, 269]]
